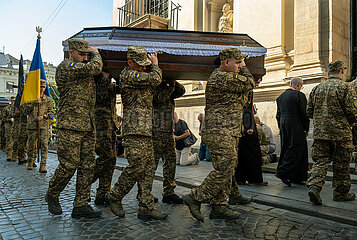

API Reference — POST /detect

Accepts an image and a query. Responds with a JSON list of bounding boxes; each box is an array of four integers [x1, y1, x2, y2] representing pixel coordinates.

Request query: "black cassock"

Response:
[[276, 88, 309, 183]]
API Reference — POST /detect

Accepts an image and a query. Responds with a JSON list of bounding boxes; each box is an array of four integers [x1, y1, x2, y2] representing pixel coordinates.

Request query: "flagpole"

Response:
[[36, 27, 42, 164]]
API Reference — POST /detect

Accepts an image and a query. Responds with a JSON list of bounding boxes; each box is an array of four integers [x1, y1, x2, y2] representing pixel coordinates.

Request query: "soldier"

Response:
[[3, 97, 15, 161], [46, 39, 103, 218], [10, 104, 22, 162], [23, 80, 54, 171], [151, 79, 185, 203], [307, 60, 357, 205], [183, 48, 255, 221], [107, 46, 167, 220], [16, 108, 28, 165], [349, 77, 357, 173], [91, 71, 118, 205]]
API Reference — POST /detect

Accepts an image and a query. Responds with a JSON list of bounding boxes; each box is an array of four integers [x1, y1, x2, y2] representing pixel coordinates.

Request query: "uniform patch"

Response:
[[69, 62, 74, 67], [135, 73, 140, 78], [354, 96, 357, 108], [233, 74, 238, 79]]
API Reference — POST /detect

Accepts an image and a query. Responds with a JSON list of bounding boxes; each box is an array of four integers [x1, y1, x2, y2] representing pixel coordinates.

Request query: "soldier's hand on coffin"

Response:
[[148, 52, 158, 65], [89, 46, 99, 54]]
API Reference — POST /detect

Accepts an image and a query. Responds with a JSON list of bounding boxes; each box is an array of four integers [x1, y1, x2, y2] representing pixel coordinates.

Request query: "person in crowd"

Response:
[[275, 77, 309, 186], [3, 97, 15, 161], [349, 76, 357, 173], [91, 71, 118, 205], [255, 117, 270, 164], [174, 112, 199, 166], [235, 78, 268, 186], [150, 79, 185, 203], [10, 103, 21, 162], [307, 60, 356, 205], [107, 46, 168, 220], [15, 105, 28, 165], [255, 116, 276, 164], [23, 80, 54, 172], [116, 116, 125, 157], [46, 38, 103, 218], [183, 47, 255, 221], [198, 113, 211, 161]]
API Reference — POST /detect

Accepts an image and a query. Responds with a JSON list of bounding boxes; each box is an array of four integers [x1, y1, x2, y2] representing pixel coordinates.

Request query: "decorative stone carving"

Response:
[[218, 3, 233, 33]]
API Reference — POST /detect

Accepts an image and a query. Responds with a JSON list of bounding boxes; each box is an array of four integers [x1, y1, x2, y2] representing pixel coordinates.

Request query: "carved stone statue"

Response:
[[218, 3, 233, 33]]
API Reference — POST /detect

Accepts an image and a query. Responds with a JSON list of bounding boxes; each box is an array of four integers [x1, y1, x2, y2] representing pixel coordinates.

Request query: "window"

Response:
[[6, 81, 14, 93]]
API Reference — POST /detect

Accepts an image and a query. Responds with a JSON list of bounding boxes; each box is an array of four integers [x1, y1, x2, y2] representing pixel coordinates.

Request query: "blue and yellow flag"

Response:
[[20, 38, 51, 105]]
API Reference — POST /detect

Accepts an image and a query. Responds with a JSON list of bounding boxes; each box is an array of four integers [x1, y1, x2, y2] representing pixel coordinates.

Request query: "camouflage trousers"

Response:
[[17, 120, 28, 162], [152, 132, 177, 196], [92, 129, 117, 199], [4, 122, 13, 160], [28, 129, 49, 165], [191, 133, 241, 205], [47, 129, 96, 207], [307, 139, 353, 198], [109, 135, 155, 211], [11, 118, 20, 161]]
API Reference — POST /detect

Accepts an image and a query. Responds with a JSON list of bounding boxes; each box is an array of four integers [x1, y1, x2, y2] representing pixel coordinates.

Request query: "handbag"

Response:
[[178, 120, 198, 147]]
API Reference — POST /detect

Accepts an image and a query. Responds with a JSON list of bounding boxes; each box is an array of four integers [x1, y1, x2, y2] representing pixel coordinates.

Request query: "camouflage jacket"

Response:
[[307, 76, 357, 141], [2, 104, 14, 124], [24, 95, 54, 130], [56, 52, 103, 131], [119, 65, 162, 137], [153, 80, 185, 133], [202, 66, 255, 137], [95, 76, 118, 131]]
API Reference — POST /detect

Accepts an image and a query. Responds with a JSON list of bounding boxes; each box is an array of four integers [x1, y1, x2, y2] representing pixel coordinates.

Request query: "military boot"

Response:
[[106, 193, 125, 217], [39, 164, 47, 173], [138, 208, 168, 220], [71, 205, 102, 219], [182, 194, 204, 221], [45, 193, 62, 215], [228, 194, 251, 205], [308, 186, 322, 205], [27, 160, 34, 170], [162, 194, 183, 204], [209, 205, 240, 220], [333, 192, 356, 202]]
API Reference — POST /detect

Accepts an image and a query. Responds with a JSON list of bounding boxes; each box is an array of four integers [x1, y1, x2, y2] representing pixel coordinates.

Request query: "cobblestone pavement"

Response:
[[0, 151, 356, 240]]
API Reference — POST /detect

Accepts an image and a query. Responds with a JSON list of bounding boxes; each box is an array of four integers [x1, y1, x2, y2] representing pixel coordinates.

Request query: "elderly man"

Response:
[[183, 48, 255, 221], [24, 80, 54, 172], [46, 39, 103, 218], [276, 77, 309, 186], [107, 46, 167, 220], [307, 60, 357, 205]]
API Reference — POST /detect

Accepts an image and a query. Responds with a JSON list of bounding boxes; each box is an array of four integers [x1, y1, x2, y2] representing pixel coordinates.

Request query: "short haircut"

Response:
[[290, 77, 303, 87]]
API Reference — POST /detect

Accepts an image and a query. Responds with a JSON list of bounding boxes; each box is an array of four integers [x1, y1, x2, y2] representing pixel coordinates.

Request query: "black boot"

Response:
[[209, 205, 240, 220], [162, 194, 183, 204], [182, 194, 204, 221], [71, 205, 102, 219], [138, 209, 168, 220], [45, 193, 62, 215]]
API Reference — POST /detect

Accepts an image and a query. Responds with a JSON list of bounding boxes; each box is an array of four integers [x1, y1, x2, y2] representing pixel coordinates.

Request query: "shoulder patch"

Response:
[[354, 96, 357, 108], [69, 62, 74, 67], [135, 73, 140, 78], [233, 74, 238, 79]]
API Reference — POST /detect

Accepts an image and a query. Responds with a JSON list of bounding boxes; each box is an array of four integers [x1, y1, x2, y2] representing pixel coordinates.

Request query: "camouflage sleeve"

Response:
[[154, 83, 175, 104], [215, 66, 255, 93], [306, 87, 315, 119], [126, 64, 162, 88], [23, 101, 36, 115], [171, 81, 186, 99], [46, 98, 55, 119], [68, 52, 103, 79], [343, 84, 357, 125]]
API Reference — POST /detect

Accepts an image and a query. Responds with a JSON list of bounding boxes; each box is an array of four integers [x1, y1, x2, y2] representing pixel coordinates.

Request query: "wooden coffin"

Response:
[[64, 27, 266, 81]]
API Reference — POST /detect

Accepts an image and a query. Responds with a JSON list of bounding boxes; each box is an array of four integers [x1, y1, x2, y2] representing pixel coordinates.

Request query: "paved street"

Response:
[[0, 151, 356, 240]]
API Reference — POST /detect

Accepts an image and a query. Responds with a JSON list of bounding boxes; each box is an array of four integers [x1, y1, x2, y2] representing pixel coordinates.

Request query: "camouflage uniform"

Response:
[[191, 48, 255, 206], [256, 124, 270, 164], [109, 46, 162, 211], [92, 75, 118, 200], [307, 61, 357, 199], [3, 104, 14, 160], [24, 94, 54, 168], [10, 107, 21, 161], [17, 112, 28, 163], [350, 79, 357, 172], [47, 39, 103, 208], [151, 80, 185, 197]]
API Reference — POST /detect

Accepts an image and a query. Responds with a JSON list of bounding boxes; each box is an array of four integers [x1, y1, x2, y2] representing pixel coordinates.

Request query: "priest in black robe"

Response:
[[276, 77, 309, 186]]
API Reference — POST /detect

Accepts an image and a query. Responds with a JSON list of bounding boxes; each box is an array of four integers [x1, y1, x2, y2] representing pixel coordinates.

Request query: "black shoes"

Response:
[[45, 193, 62, 215], [275, 174, 291, 187], [106, 194, 125, 217], [209, 205, 240, 220], [71, 205, 102, 219], [94, 196, 109, 206], [308, 186, 322, 205], [333, 192, 356, 202], [137, 209, 168, 220], [182, 194, 204, 221], [162, 194, 183, 204]]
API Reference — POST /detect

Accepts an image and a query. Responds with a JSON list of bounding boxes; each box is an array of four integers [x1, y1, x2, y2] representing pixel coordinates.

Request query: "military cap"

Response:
[[68, 39, 92, 53], [328, 60, 347, 73], [127, 46, 152, 66], [40, 80, 47, 87], [219, 47, 248, 61]]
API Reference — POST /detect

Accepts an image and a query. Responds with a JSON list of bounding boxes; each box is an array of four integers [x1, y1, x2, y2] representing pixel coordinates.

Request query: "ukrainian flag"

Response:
[[20, 38, 51, 105]]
